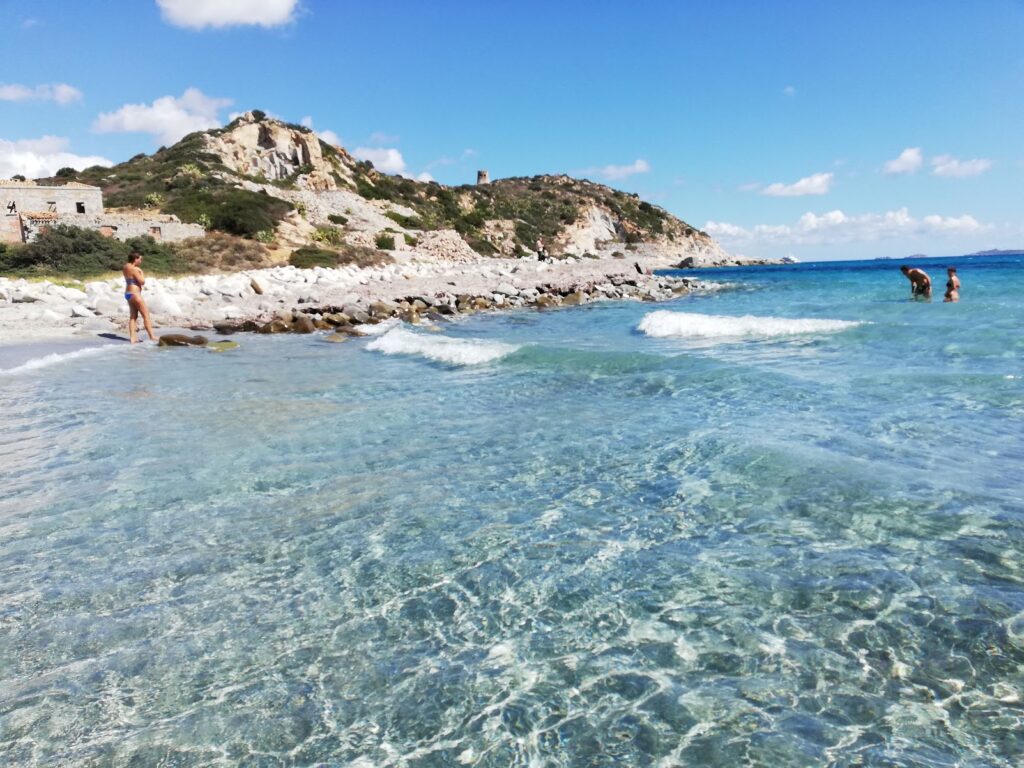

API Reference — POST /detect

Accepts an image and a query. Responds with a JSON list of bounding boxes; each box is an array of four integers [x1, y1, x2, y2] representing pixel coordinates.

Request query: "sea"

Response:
[[1, 254, 1022, 766]]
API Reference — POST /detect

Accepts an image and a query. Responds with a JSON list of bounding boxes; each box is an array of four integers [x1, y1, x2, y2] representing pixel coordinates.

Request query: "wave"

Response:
[[365, 328, 520, 366], [0, 344, 125, 376], [638, 310, 864, 341]]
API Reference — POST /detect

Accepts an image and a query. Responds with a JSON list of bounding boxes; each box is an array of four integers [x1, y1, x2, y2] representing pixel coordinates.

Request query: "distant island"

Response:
[[968, 248, 1024, 256]]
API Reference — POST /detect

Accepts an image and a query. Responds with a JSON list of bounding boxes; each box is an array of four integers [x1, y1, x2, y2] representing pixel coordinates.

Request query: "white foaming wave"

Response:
[[365, 328, 519, 366], [638, 310, 864, 341], [0, 344, 125, 376], [356, 318, 401, 336]]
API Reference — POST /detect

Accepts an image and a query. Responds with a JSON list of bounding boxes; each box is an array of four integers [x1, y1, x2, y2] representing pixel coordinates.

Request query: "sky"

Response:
[[2, 0, 1022, 261]]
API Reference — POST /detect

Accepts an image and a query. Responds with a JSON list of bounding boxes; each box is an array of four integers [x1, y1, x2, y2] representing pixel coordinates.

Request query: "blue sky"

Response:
[[3, 0, 1022, 260]]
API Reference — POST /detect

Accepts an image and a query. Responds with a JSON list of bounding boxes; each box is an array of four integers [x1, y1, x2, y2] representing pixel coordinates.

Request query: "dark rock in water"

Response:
[[397, 308, 421, 324], [322, 333, 350, 343], [291, 315, 316, 334], [159, 334, 208, 347], [562, 291, 587, 306], [534, 294, 561, 308], [323, 312, 351, 327], [331, 325, 368, 337], [369, 301, 396, 319], [675, 257, 696, 269], [434, 303, 456, 316], [313, 318, 333, 331], [259, 319, 291, 334], [424, 310, 449, 323]]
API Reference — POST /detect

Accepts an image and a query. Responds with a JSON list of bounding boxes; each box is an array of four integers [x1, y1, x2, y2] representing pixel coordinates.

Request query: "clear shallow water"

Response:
[[1, 255, 1022, 766]]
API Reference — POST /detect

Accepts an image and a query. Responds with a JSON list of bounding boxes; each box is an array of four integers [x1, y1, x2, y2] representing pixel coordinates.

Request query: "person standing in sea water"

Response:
[[123, 251, 157, 343], [944, 267, 960, 302], [900, 265, 932, 299]]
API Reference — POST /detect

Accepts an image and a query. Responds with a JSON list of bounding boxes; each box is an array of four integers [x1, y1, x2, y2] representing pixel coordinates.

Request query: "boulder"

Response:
[[369, 301, 397, 319], [70, 304, 94, 318], [250, 278, 264, 295], [207, 340, 240, 352], [322, 333, 350, 343], [258, 319, 292, 334], [494, 282, 518, 296], [159, 334, 208, 347], [323, 312, 352, 327], [291, 315, 316, 334], [562, 291, 587, 306]]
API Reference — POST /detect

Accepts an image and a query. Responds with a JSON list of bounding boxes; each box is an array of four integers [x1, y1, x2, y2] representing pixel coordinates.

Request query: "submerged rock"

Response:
[[158, 334, 208, 347]]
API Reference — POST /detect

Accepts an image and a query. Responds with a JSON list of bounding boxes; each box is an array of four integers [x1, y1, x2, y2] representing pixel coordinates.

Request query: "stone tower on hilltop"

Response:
[[476, 170, 489, 185]]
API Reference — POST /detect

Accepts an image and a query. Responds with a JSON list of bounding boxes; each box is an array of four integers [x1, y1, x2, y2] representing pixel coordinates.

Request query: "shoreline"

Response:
[[0, 252, 706, 350]]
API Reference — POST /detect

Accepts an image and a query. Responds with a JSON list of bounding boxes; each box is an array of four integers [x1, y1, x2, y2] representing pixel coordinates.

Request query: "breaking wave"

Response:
[[365, 327, 520, 366], [638, 310, 865, 341], [0, 345, 125, 376]]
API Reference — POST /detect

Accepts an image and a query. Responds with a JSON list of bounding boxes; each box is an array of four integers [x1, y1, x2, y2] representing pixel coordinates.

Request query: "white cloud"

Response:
[[705, 207, 985, 246], [415, 172, 434, 182], [783, 85, 796, 97], [884, 147, 923, 175], [0, 83, 82, 105], [931, 154, 992, 178], [353, 147, 406, 174], [369, 131, 399, 145], [93, 88, 232, 145], [300, 115, 313, 128], [761, 172, 833, 197], [21, 18, 39, 29], [582, 158, 651, 181], [0, 136, 112, 178], [156, 0, 299, 29]]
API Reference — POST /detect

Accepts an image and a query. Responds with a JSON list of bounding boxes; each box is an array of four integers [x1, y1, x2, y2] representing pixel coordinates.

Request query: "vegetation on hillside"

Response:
[[290, 244, 393, 270], [0, 226, 274, 278], [55, 131, 295, 238], [38, 114, 707, 259]]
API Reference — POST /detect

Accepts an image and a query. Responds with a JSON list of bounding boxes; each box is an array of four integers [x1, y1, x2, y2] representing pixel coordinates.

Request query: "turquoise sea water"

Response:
[[1, 255, 1022, 766]]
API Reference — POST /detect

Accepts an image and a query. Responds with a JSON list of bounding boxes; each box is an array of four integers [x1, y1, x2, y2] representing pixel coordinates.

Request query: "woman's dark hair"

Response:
[[947, 266, 957, 273], [128, 250, 142, 262]]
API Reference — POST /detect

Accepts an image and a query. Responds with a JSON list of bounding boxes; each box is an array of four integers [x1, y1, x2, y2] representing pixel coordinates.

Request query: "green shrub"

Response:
[[374, 233, 395, 250], [144, 192, 165, 208], [0, 226, 183, 277], [55, 167, 77, 179], [328, 213, 348, 225], [312, 226, 345, 246], [404, 233, 418, 247], [173, 232, 272, 272], [165, 188, 292, 238], [290, 244, 395, 270], [625, 232, 643, 244], [254, 230, 275, 244], [290, 247, 339, 269], [385, 211, 423, 229]]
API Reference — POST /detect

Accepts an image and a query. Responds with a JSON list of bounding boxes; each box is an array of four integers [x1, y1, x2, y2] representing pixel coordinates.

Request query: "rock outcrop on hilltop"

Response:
[[63, 111, 762, 268], [203, 111, 355, 192]]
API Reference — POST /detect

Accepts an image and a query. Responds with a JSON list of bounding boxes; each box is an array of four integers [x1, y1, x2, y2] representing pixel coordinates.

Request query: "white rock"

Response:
[[146, 294, 183, 316], [70, 304, 94, 318]]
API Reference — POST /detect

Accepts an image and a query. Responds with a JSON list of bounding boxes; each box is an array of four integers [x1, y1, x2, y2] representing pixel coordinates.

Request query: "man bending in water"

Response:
[[900, 265, 931, 299]]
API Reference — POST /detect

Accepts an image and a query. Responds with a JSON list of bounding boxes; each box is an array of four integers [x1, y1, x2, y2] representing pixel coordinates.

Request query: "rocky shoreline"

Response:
[[0, 253, 707, 344]]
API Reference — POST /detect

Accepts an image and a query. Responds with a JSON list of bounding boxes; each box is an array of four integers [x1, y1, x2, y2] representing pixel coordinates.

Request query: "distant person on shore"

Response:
[[900, 265, 932, 299], [944, 267, 960, 302], [536, 237, 547, 261], [123, 251, 157, 343]]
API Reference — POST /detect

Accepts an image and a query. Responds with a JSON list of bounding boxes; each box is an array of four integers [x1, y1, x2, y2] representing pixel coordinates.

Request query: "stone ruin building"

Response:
[[0, 180, 205, 245], [476, 169, 490, 185]]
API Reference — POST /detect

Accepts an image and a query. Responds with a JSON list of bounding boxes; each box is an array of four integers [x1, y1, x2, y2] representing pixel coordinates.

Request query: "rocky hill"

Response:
[[62, 111, 740, 266]]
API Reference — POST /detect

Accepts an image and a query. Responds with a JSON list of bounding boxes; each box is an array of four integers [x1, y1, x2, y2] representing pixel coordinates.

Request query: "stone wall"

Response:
[[22, 213, 205, 244], [1, 182, 103, 217]]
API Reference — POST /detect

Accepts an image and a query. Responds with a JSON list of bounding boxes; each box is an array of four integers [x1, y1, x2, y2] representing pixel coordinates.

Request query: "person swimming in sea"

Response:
[[900, 265, 931, 299], [944, 266, 960, 302], [123, 251, 157, 343]]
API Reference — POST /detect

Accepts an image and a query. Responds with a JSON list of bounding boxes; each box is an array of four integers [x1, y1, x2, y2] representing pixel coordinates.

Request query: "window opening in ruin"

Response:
[[76, 202, 86, 213], [149, 226, 162, 240]]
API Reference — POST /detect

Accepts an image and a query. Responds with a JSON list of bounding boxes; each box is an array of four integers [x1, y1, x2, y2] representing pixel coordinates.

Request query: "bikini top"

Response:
[[125, 277, 140, 287]]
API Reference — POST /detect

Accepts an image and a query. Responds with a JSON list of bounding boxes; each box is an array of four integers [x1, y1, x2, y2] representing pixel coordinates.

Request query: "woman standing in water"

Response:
[[123, 251, 157, 343], [944, 267, 961, 302]]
